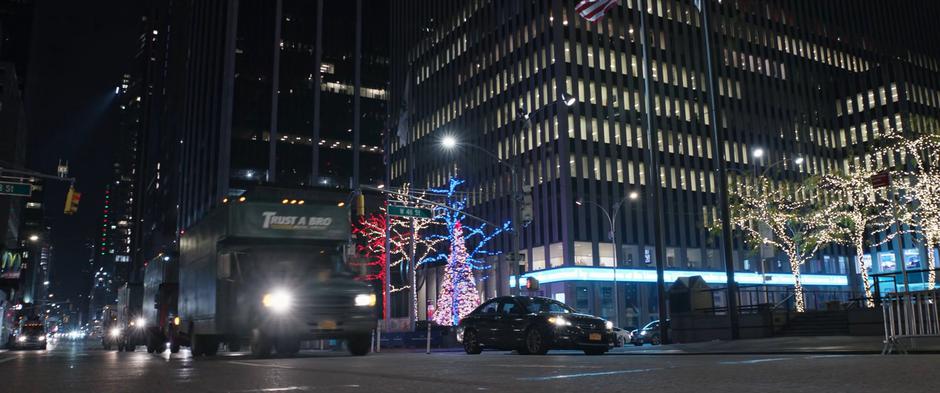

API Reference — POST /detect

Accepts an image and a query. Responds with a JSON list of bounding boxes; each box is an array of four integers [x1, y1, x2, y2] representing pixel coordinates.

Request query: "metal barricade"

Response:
[[882, 290, 940, 354]]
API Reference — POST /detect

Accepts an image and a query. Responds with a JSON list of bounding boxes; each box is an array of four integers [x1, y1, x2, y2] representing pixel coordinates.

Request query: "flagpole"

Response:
[[636, 0, 670, 345]]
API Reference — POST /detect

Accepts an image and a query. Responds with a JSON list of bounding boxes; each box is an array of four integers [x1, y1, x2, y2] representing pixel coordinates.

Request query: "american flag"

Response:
[[575, 0, 620, 22]]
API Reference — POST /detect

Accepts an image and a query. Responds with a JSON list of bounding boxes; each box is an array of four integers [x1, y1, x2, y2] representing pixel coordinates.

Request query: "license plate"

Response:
[[589, 333, 602, 341], [320, 320, 337, 330]]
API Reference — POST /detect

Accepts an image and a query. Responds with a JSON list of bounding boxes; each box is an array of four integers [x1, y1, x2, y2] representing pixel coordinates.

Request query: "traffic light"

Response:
[[63, 185, 81, 215], [519, 184, 533, 225]]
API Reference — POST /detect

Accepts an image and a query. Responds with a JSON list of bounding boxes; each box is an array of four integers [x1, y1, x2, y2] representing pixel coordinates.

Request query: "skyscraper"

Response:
[[388, 0, 940, 325]]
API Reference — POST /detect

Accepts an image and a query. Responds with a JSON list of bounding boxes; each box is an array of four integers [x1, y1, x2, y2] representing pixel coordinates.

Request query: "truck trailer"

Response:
[[179, 189, 376, 357], [142, 253, 186, 353], [115, 283, 146, 351]]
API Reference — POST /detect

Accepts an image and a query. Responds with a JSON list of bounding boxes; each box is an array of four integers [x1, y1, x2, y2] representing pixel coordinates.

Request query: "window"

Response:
[[466, 298, 495, 317]]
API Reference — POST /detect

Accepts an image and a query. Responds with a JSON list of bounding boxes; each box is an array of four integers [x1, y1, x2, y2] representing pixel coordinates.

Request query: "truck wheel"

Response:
[[228, 341, 242, 352], [147, 345, 155, 354], [191, 335, 204, 357], [347, 334, 370, 356], [170, 341, 180, 354], [204, 337, 219, 356], [125, 343, 136, 352], [275, 337, 300, 356], [250, 331, 272, 357]]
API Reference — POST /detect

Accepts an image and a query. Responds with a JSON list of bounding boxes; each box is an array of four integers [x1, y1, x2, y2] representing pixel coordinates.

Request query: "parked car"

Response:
[[457, 296, 615, 355], [630, 319, 669, 346], [611, 327, 632, 347]]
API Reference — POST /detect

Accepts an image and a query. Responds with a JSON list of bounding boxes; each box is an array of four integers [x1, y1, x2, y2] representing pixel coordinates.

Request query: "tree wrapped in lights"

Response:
[[875, 127, 940, 289], [820, 169, 893, 307], [386, 184, 445, 320], [726, 177, 841, 312], [424, 176, 508, 326], [352, 188, 445, 319]]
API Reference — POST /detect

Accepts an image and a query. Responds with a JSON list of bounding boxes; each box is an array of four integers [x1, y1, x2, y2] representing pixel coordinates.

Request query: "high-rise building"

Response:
[[388, 0, 940, 325], [153, 0, 388, 231]]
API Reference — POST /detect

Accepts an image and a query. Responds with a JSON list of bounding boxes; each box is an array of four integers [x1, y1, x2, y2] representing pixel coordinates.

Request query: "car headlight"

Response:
[[17, 336, 26, 342], [605, 321, 614, 331], [355, 293, 376, 307], [109, 328, 122, 338], [135, 318, 146, 328], [262, 289, 293, 313], [640, 330, 647, 336], [548, 316, 571, 327]]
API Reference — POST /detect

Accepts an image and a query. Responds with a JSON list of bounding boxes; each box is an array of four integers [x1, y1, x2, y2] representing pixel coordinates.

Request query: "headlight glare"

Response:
[[355, 293, 376, 307], [135, 317, 146, 328], [262, 289, 293, 313], [548, 316, 571, 327], [39, 335, 46, 341], [605, 321, 614, 330], [17, 336, 26, 342], [110, 328, 122, 338]]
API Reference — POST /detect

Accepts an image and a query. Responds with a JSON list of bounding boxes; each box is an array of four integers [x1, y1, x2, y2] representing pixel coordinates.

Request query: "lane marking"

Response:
[[226, 385, 360, 392], [0, 357, 15, 364], [484, 364, 601, 369], [229, 360, 297, 370], [719, 357, 790, 365], [518, 367, 662, 381]]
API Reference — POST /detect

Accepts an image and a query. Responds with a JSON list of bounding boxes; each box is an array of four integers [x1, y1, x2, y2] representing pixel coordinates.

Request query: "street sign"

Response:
[[387, 205, 433, 219], [0, 181, 32, 197], [870, 171, 891, 188]]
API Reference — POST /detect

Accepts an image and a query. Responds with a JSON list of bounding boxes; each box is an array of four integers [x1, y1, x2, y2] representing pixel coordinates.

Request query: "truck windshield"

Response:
[[23, 325, 44, 335], [235, 245, 351, 281]]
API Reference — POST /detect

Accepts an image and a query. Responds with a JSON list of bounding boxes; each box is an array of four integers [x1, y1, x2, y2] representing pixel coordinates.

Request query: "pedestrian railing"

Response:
[[882, 290, 940, 354]]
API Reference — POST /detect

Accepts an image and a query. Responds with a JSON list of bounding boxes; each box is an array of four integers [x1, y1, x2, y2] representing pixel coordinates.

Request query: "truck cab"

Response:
[[178, 187, 376, 357]]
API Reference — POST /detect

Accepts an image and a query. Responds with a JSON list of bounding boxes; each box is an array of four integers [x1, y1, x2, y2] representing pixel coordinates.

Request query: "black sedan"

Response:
[[630, 319, 668, 346], [457, 296, 614, 355]]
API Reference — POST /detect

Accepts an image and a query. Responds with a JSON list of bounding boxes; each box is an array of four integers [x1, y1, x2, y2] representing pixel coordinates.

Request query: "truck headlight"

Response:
[[355, 293, 376, 307], [17, 336, 26, 342], [262, 289, 293, 313], [135, 318, 146, 328], [605, 321, 614, 331], [110, 328, 122, 338], [39, 335, 47, 341], [548, 316, 571, 327]]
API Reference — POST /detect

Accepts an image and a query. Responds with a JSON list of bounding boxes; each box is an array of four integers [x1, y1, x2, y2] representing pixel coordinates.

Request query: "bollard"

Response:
[[426, 320, 431, 354]]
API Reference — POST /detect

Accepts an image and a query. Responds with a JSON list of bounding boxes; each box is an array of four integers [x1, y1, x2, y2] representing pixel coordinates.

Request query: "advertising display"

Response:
[[229, 203, 349, 241], [0, 250, 23, 279], [878, 252, 897, 272], [903, 249, 921, 269]]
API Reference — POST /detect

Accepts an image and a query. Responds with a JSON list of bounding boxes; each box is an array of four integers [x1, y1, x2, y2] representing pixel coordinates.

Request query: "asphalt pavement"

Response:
[[1, 339, 936, 392]]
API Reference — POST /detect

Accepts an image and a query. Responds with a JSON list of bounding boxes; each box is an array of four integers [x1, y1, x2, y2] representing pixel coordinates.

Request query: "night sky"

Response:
[[25, 1, 142, 302]]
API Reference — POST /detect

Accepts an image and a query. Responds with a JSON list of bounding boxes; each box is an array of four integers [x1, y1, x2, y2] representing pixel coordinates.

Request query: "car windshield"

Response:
[[642, 321, 659, 330], [524, 298, 575, 314]]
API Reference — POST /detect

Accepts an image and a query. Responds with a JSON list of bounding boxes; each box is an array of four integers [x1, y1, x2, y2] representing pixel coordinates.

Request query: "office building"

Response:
[[388, 0, 940, 326]]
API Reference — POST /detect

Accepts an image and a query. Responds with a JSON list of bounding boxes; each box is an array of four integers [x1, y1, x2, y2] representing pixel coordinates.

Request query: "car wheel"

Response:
[[651, 336, 661, 345], [633, 342, 643, 346], [203, 337, 219, 356], [524, 328, 548, 355], [462, 329, 482, 355], [583, 348, 606, 356], [347, 334, 371, 356]]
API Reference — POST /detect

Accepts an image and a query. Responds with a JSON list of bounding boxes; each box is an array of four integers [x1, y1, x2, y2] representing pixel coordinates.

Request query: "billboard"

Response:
[[229, 203, 350, 241], [1, 250, 23, 279], [878, 252, 897, 272]]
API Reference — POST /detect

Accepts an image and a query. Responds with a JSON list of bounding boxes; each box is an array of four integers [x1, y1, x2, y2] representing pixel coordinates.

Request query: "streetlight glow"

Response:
[[794, 157, 805, 165], [28, 234, 39, 242], [752, 148, 765, 158], [441, 135, 457, 149], [629, 191, 639, 200]]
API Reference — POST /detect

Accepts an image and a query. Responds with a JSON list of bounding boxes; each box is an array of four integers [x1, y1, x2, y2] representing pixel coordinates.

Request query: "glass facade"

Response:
[[389, 0, 940, 323]]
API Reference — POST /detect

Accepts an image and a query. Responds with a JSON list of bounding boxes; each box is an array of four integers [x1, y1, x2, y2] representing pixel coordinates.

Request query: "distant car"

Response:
[[611, 327, 632, 347], [457, 296, 615, 355], [630, 320, 668, 346], [11, 322, 47, 350]]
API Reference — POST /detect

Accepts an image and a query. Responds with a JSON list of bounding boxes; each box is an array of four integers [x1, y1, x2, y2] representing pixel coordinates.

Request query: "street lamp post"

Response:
[[576, 191, 639, 327], [441, 137, 524, 296]]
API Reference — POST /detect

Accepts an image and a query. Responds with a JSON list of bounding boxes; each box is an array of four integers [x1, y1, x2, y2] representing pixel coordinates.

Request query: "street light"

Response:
[[560, 92, 577, 107], [28, 234, 39, 242], [575, 193, 640, 328], [440, 135, 524, 295], [752, 148, 765, 159]]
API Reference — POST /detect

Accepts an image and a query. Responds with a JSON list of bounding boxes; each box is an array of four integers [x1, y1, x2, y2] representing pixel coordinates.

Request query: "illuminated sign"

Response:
[[1, 250, 23, 279], [510, 267, 848, 287]]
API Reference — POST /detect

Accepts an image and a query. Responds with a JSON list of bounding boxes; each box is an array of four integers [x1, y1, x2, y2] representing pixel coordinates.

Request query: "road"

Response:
[[0, 339, 934, 392]]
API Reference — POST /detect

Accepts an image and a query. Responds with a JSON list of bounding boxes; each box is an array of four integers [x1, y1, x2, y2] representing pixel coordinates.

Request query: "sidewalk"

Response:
[[610, 336, 940, 355]]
